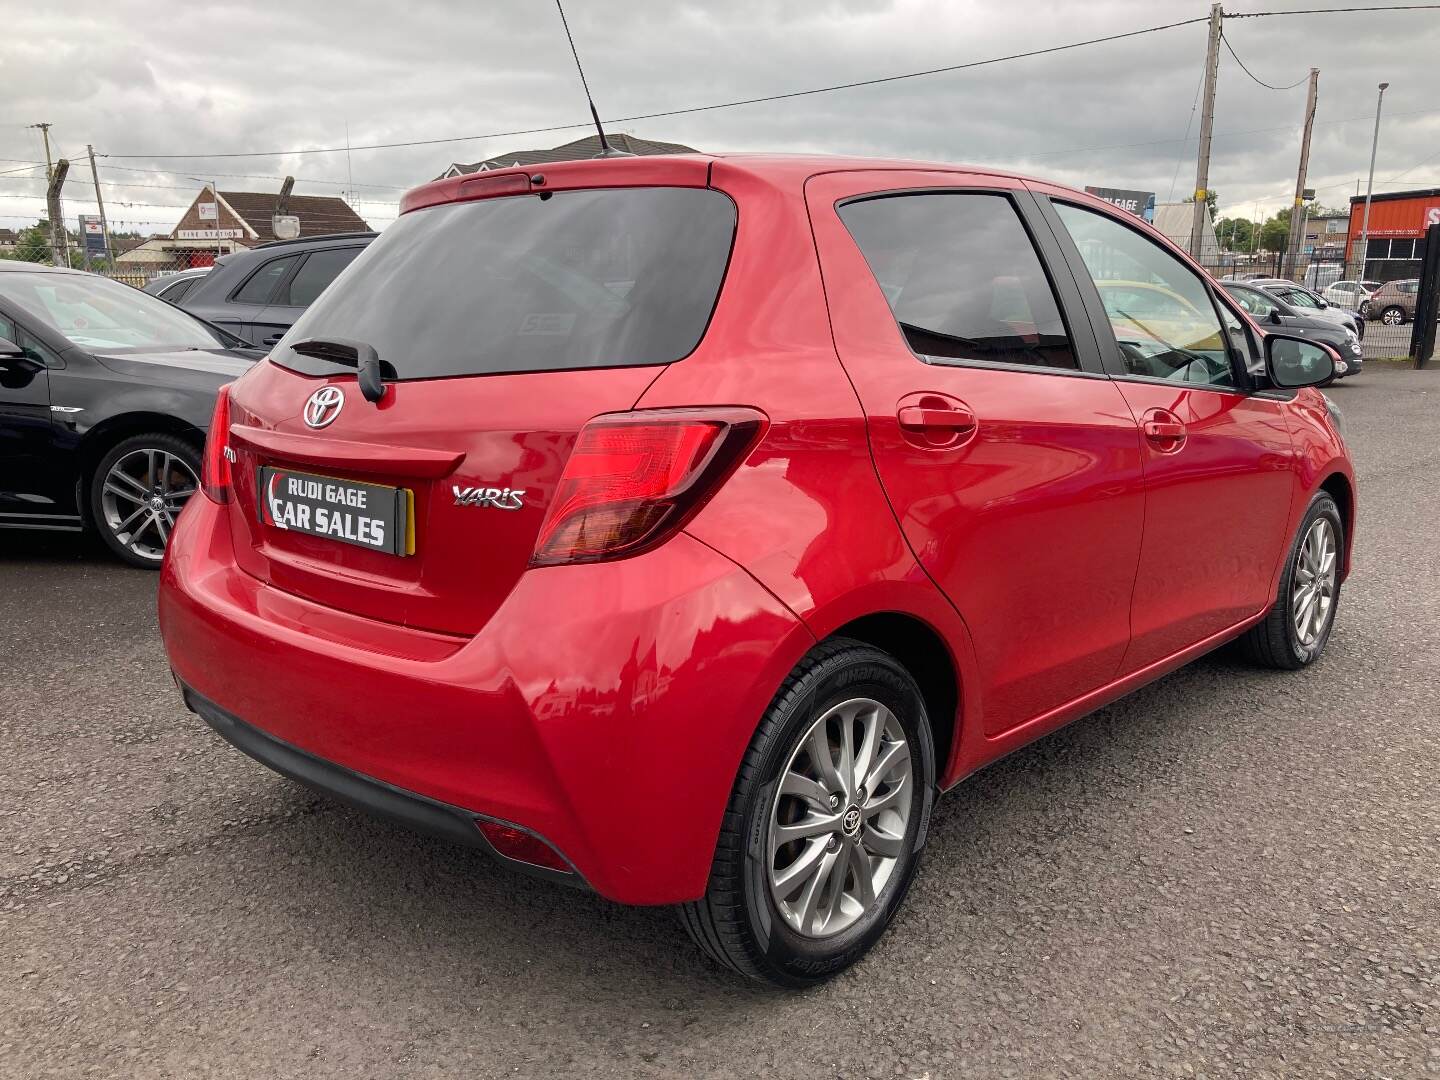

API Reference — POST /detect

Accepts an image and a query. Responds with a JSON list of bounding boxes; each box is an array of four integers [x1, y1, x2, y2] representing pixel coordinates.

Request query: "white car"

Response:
[[1322, 280, 1382, 312]]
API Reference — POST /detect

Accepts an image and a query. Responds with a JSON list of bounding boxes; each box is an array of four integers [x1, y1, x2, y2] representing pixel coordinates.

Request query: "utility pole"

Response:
[[1283, 68, 1320, 280], [28, 122, 68, 266], [1358, 82, 1389, 282], [86, 145, 115, 272], [46, 160, 71, 268], [1189, 3, 1224, 260]]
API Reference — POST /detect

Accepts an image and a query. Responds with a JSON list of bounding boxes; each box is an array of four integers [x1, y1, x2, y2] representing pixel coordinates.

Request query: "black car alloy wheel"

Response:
[[90, 433, 201, 568]]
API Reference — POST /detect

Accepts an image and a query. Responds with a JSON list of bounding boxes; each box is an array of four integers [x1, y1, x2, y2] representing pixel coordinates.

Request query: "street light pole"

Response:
[[1357, 82, 1389, 281]]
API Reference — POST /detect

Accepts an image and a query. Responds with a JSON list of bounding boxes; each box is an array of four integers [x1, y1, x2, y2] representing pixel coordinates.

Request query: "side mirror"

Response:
[[0, 338, 25, 359], [1268, 309, 1283, 325], [1265, 333, 1335, 389]]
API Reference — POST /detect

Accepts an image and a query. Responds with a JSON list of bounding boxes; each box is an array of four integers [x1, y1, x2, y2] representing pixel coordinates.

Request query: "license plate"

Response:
[[257, 466, 413, 556]]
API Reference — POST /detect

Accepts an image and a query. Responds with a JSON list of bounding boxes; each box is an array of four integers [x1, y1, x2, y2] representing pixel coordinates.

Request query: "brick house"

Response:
[[118, 186, 373, 271]]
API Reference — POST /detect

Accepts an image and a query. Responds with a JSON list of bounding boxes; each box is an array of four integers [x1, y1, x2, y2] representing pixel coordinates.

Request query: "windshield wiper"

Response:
[[290, 337, 395, 404]]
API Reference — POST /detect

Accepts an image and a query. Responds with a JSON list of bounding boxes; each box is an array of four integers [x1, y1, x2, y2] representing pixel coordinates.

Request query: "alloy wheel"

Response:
[[766, 697, 913, 938], [1291, 516, 1338, 649], [1381, 306, 1404, 325], [100, 448, 198, 562]]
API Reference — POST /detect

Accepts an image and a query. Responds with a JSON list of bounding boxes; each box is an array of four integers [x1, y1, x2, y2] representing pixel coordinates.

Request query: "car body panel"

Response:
[[160, 494, 811, 905], [802, 170, 1147, 738]]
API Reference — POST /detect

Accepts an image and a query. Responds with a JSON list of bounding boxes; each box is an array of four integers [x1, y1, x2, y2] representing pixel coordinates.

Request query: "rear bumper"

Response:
[[180, 682, 584, 889], [159, 495, 810, 905]]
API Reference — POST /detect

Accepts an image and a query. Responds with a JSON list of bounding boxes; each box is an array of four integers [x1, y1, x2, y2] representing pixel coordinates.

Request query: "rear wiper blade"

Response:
[[290, 337, 395, 404]]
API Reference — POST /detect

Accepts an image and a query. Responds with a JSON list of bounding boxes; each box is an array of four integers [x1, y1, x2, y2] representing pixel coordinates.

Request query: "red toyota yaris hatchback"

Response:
[[160, 155, 1355, 985]]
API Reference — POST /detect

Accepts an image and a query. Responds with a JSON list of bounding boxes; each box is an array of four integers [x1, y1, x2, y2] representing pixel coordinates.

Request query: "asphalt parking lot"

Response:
[[3, 364, 1437, 1080]]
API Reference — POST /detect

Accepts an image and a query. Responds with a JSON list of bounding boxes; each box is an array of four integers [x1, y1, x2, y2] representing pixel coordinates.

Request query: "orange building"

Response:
[[1347, 187, 1440, 282]]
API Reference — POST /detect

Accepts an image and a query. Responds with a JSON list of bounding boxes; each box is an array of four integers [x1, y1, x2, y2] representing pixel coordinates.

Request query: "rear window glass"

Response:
[[271, 187, 737, 380]]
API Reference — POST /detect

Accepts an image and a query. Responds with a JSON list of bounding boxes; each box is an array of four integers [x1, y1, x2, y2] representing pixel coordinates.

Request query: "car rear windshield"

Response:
[[270, 187, 737, 380]]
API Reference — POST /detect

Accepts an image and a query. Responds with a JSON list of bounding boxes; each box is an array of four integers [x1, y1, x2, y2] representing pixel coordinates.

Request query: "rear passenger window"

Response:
[[281, 248, 361, 308], [837, 192, 1077, 370], [231, 255, 299, 305]]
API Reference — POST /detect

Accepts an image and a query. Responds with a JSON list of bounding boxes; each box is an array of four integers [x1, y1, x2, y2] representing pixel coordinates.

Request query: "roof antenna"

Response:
[[554, 0, 631, 158]]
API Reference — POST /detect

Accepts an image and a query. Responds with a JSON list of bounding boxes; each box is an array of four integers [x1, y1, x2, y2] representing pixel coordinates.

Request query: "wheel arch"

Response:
[[825, 611, 961, 789], [76, 413, 206, 525], [1318, 470, 1355, 579]]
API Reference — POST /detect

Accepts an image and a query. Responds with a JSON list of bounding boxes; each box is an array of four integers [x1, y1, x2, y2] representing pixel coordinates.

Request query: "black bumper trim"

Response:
[[180, 683, 586, 890]]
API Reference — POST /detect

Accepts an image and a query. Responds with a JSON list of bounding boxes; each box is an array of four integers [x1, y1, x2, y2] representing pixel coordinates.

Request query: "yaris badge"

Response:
[[453, 485, 526, 511], [303, 386, 345, 429]]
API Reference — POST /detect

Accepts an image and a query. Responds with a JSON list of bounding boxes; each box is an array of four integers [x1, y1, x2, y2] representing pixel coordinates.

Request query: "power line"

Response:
[[1227, 4, 1440, 15], [1032, 105, 1440, 160], [101, 15, 1210, 160], [1220, 32, 1308, 90], [96, 162, 403, 190]]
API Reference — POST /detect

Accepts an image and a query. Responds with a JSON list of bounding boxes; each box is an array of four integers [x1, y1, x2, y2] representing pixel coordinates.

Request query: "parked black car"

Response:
[[0, 261, 262, 567], [176, 232, 376, 348], [1222, 281, 1364, 378]]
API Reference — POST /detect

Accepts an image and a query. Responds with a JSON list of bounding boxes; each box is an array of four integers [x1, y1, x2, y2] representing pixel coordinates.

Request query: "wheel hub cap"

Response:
[[99, 448, 199, 562], [1291, 517, 1338, 649], [766, 697, 913, 939]]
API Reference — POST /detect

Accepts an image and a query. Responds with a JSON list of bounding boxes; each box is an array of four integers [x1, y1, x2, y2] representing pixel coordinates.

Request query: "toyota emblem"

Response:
[[303, 385, 345, 429]]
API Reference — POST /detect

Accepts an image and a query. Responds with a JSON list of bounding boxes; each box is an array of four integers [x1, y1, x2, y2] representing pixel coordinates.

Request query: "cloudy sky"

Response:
[[3, 0, 1438, 233]]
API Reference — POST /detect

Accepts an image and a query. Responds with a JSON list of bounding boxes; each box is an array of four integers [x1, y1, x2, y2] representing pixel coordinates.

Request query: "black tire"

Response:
[[1380, 305, 1406, 326], [89, 432, 202, 569], [1240, 492, 1344, 670], [678, 637, 936, 987]]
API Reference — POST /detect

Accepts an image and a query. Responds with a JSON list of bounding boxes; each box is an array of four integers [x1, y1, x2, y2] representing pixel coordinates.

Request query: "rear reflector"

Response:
[[201, 384, 233, 504], [476, 820, 572, 874], [531, 408, 766, 567]]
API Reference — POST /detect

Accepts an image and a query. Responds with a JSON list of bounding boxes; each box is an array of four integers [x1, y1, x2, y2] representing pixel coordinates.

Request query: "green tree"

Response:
[[1259, 208, 1293, 254], [5, 222, 53, 264], [1216, 216, 1255, 252]]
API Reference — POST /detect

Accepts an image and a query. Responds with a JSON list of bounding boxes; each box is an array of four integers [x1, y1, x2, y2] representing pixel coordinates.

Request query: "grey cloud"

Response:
[[2, 0, 1437, 230]]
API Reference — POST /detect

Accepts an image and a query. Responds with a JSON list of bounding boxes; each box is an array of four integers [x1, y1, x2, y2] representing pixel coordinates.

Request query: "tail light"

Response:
[[200, 384, 233, 504], [531, 408, 766, 567]]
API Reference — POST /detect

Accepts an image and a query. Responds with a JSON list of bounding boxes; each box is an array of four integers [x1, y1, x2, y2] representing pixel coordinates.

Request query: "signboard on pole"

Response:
[[1085, 186, 1156, 221], [78, 214, 107, 260]]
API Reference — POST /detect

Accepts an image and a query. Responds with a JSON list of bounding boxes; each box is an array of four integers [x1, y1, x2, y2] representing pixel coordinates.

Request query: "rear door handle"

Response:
[[262, 333, 284, 346], [898, 405, 976, 432], [1141, 408, 1187, 452]]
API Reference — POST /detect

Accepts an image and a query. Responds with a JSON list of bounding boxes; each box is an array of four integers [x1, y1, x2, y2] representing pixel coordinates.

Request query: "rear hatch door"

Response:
[[225, 181, 737, 637]]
